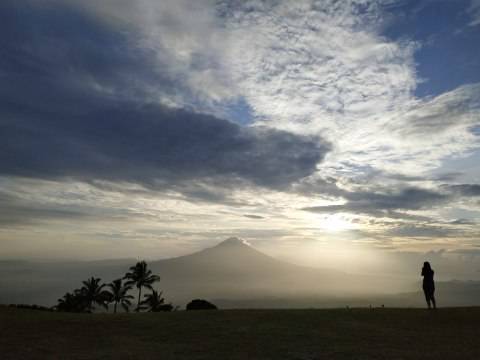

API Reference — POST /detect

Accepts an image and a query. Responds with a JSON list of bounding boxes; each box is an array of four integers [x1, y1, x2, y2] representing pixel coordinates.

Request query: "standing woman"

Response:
[[421, 261, 436, 309]]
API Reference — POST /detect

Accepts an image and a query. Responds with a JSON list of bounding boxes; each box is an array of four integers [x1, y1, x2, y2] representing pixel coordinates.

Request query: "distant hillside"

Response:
[[1, 238, 479, 308], [0, 259, 133, 306]]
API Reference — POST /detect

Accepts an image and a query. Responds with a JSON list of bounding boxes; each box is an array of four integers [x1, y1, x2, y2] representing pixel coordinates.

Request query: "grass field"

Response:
[[1, 306, 479, 359]]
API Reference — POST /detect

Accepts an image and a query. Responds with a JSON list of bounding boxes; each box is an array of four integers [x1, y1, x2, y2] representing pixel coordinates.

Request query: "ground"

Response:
[[1, 306, 479, 359]]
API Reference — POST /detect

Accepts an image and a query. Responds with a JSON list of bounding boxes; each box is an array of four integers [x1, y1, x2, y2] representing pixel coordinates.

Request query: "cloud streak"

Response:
[[469, 0, 480, 26], [302, 186, 449, 218]]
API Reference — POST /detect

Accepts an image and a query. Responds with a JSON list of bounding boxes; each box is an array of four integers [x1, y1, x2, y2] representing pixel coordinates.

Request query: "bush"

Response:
[[9, 304, 53, 311], [152, 303, 174, 312], [186, 299, 217, 310]]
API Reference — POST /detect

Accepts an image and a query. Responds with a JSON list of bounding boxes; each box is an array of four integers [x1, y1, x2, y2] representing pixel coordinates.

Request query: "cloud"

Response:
[[378, 84, 480, 171], [8, 0, 476, 184], [385, 224, 458, 238], [228, 2, 416, 133], [0, 180, 164, 227], [243, 214, 264, 219], [52, 0, 243, 112], [0, 0, 479, 258], [469, 0, 480, 26], [1, 103, 329, 189], [450, 218, 477, 225], [302, 187, 448, 218], [0, 1, 330, 191], [393, 85, 480, 136], [0, 190, 102, 226], [446, 184, 480, 197], [206, 0, 480, 178]]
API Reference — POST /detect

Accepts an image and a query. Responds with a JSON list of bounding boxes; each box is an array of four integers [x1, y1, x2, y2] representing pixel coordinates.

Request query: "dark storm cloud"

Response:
[[385, 224, 457, 238], [433, 172, 463, 182], [0, 1, 330, 191], [0, 1, 170, 108], [302, 187, 448, 217], [344, 188, 448, 209], [1, 103, 329, 188], [446, 184, 480, 197], [243, 214, 265, 219], [450, 218, 477, 225]]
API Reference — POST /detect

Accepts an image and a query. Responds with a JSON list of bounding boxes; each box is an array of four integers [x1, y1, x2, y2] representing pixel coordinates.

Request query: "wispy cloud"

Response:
[[469, 0, 480, 26]]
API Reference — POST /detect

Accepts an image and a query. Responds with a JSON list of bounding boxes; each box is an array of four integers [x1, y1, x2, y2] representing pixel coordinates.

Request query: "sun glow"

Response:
[[320, 214, 353, 232]]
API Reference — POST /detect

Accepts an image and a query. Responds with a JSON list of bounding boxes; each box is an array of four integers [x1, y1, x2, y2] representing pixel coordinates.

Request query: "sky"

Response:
[[0, 0, 479, 279]]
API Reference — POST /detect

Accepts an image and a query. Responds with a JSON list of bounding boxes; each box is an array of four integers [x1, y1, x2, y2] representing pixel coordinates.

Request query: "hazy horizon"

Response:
[[1, 0, 480, 284], [2, 237, 480, 309], [1, 237, 479, 283]]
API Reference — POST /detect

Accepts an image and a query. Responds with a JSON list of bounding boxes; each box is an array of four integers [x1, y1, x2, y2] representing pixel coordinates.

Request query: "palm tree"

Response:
[[106, 279, 134, 313], [140, 289, 168, 312], [123, 261, 160, 311], [80, 277, 109, 312], [56, 291, 85, 312]]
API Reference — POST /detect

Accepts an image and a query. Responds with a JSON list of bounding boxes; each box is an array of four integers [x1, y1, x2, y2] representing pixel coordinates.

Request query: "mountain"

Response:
[[147, 237, 410, 305]]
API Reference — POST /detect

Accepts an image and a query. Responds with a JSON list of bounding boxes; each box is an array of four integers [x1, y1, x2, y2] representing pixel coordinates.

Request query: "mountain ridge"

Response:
[[147, 237, 403, 303]]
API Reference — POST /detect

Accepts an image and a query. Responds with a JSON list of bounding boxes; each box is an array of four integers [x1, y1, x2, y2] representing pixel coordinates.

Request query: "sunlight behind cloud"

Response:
[[318, 214, 354, 233]]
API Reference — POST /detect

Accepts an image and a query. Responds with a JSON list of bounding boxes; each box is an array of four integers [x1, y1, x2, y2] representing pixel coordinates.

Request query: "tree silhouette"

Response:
[[106, 279, 134, 313], [124, 261, 160, 312], [56, 292, 75, 312], [140, 289, 168, 312], [80, 277, 110, 312], [56, 291, 87, 312]]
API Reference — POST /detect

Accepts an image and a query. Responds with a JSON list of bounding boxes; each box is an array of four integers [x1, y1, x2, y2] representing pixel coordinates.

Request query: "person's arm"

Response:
[[421, 267, 425, 276]]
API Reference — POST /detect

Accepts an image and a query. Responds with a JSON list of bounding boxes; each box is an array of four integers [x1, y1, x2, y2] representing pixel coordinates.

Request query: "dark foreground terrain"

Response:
[[1, 306, 479, 360]]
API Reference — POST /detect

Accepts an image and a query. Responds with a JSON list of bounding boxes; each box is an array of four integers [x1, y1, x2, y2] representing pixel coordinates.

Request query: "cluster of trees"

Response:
[[56, 261, 173, 313], [8, 304, 53, 312]]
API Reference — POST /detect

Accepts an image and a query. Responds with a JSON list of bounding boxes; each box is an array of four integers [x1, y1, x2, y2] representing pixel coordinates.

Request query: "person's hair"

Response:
[[423, 261, 431, 270]]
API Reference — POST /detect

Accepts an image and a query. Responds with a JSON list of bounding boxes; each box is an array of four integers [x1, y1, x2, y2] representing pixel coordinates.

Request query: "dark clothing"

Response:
[[421, 267, 436, 309], [422, 268, 434, 290], [421, 268, 434, 286]]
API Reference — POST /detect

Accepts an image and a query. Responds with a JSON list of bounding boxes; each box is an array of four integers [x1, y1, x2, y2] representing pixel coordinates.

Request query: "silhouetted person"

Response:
[[421, 261, 436, 309]]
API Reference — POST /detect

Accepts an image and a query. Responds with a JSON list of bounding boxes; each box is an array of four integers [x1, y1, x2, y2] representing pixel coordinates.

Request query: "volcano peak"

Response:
[[215, 237, 249, 248]]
